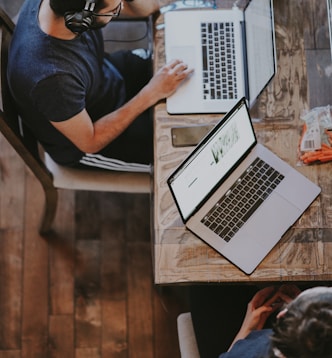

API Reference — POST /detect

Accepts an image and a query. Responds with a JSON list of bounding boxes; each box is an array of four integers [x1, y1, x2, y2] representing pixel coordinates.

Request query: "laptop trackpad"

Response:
[[168, 46, 196, 70], [240, 193, 302, 250]]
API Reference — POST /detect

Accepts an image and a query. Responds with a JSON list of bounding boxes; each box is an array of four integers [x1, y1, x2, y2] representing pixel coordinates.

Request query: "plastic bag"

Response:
[[298, 105, 332, 165]]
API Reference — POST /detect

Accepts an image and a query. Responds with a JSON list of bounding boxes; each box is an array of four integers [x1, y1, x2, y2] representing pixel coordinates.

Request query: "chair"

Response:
[[177, 312, 200, 358], [0, 7, 152, 235]]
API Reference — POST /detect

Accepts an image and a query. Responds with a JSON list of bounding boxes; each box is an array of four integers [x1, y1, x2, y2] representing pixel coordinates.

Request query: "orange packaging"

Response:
[[298, 106, 332, 165]]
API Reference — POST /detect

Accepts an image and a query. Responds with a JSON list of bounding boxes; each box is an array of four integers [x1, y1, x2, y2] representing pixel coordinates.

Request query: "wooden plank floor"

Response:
[[0, 133, 189, 357]]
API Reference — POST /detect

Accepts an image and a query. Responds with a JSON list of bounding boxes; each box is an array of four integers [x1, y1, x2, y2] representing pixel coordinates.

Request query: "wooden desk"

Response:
[[153, 0, 332, 284]]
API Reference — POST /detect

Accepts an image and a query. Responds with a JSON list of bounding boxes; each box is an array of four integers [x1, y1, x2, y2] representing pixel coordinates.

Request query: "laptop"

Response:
[[164, 0, 277, 114], [167, 98, 321, 274]]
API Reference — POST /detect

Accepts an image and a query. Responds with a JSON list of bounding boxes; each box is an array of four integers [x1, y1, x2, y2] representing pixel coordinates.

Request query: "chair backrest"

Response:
[[177, 312, 200, 358], [0, 7, 56, 190]]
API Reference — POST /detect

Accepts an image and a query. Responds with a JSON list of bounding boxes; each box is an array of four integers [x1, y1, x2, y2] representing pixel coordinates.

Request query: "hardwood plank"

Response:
[[0, 133, 25, 228], [0, 351, 21, 358], [0, 131, 24, 350], [75, 348, 100, 358], [153, 287, 188, 358], [100, 193, 127, 358], [75, 192, 102, 240], [101, 300, 127, 358], [21, 169, 49, 358], [49, 190, 75, 316], [0, 229, 22, 350], [75, 240, 102, 349], [48, 315, 74, 358], [100, 193, 127, 301], [124, 194, 151, 243], [127, 243, 154, 358]]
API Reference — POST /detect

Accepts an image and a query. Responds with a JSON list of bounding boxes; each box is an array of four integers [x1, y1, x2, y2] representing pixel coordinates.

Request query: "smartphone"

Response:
[[171, 124, 215, 147]]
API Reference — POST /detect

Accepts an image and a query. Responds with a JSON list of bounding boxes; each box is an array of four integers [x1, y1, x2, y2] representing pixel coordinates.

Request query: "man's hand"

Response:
[[145, 59, 194, 102], [238, 286, 280, 334], [227, 285, 301, 351]]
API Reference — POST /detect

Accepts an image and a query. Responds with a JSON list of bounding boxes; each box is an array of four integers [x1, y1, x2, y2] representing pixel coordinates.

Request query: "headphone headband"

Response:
[[84, 1, 96, 12]]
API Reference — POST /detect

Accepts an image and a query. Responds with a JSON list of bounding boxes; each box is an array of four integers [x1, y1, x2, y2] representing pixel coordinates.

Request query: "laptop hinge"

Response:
[[240, 20, 249, 101]]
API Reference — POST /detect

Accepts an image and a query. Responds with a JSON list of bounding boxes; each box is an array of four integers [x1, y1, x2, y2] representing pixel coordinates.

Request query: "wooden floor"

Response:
[[0, 134, 189, 357]]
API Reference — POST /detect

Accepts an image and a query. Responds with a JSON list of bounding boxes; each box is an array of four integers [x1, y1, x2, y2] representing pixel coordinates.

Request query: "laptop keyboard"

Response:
[[201, 158, 285, 243], [201, 21, 238, 100]]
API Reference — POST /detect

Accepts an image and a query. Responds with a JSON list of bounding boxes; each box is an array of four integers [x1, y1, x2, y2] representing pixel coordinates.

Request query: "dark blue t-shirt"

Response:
[[219, 329, 272, 358], [7, 0, 126, 165]]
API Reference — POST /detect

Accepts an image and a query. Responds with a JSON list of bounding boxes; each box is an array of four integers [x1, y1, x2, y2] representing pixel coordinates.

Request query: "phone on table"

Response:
[[171, 124, 215, 147]]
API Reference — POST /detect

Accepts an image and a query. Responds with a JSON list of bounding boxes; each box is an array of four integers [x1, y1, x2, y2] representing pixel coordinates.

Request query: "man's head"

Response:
[[271, 287, 332, 358], [49, 0, 122, 34]]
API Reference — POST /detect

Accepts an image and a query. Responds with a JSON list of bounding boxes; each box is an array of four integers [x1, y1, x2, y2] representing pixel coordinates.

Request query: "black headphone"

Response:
[[64, 0, 97, 34]]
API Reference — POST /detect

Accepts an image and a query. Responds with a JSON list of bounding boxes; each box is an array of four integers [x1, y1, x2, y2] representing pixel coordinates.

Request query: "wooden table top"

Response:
[[152, 0, 332, 284]]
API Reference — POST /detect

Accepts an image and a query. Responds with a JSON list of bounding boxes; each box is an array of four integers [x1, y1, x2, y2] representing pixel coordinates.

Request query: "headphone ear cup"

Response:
[[64, 10, 94, 34]]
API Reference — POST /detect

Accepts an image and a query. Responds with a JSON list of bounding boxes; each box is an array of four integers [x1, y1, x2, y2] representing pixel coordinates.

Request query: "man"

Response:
[[190, 285, 332, 358], [7, 0, 192, 171]]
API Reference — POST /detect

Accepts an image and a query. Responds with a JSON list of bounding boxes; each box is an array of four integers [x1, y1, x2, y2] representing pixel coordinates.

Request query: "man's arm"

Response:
[[51, 59, 193, 153], [227, 287, 280, 351]]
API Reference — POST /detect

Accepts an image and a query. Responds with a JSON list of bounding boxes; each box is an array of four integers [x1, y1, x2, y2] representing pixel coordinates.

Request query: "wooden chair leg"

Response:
[[39, 186, 58, 235]]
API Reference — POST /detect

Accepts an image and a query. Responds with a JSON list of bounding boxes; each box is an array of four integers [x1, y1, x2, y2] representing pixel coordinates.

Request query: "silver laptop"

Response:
[[164, 0, 277, 114], [167, 98, 321, 274]]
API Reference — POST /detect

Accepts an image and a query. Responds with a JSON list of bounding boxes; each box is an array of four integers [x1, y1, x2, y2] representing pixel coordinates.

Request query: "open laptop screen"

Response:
[[168, 99, 256, 222], [245, 0, 276, 105]]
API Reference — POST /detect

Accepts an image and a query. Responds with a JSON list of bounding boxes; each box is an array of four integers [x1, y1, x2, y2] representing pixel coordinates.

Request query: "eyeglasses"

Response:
[[92, 1, 123, 18]]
